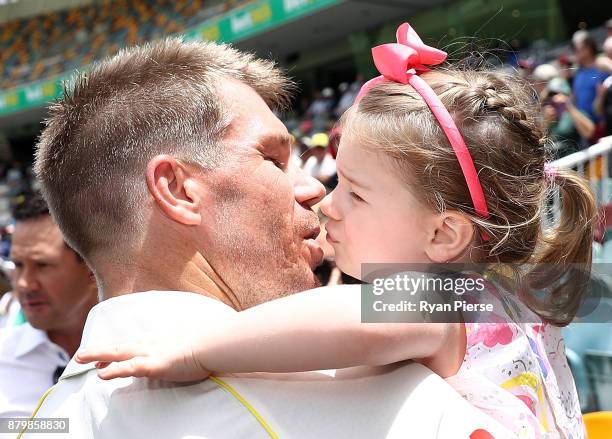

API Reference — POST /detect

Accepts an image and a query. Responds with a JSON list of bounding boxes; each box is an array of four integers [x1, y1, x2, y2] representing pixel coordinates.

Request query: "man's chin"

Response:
[[308, 268, 322, 288], [23, 315, 52, 331], [288, 264, 322, 293]]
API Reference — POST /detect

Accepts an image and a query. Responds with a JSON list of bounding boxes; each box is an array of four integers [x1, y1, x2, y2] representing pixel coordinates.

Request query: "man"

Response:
[[572, 35, 608, 145], [543, 77, 595, 158], [0, 193, 97, 417], [595, 36, 612, 136], [301, 132, 337, 188], [23, 39, 509, 438]]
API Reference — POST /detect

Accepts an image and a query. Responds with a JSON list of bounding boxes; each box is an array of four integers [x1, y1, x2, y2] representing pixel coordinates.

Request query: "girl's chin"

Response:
[[333, 256, 362, 281]]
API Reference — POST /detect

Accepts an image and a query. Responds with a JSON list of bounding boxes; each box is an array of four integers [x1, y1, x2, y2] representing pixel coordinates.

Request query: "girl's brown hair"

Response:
[[343, 68, 597, 326]]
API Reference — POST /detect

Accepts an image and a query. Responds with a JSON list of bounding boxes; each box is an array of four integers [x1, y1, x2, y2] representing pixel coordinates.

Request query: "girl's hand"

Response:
[[75, 339, 211, 382]]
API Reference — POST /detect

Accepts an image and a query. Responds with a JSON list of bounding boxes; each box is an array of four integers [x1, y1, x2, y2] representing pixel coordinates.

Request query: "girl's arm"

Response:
[[76, 285, 465, 380]]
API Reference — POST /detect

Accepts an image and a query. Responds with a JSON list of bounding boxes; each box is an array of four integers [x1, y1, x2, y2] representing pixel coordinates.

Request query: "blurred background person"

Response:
[[532, 63, 559, 97], [334, 77, 362, 118], [289, 133, 311, 169], [595, 36, 612, 136], [543, 77, 595, 158], [302, 132, 336, 189], [595, 35, 612, 74], [572, 35, 609, 145], [306, 88, 334, 132], [0, 192, 98, 417]]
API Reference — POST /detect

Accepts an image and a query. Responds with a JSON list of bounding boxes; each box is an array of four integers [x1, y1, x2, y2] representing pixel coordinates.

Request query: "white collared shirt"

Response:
[[0, 292, 22, 329], [0, 322, 69, 417], [21, 291, 513, 439]]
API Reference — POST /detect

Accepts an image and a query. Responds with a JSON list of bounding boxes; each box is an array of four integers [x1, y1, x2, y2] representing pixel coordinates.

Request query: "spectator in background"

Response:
[[596, 35, 612, 74], [335, 80, 360, 118], [307, 89, 333, 119], [532, 63, 559, 97], [307, 88, 334, 132], [542, 77, 595, 158], [572, 35, 609, 144], [302, 132, 336, 188], [0, 193, 98, 417], [558, 53, 573, 85], [289, 133, 311, 168], [595, 36, 612, 136]]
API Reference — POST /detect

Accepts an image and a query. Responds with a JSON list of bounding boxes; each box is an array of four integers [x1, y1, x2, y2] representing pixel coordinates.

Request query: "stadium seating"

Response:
[[0, 0, 254, 90]]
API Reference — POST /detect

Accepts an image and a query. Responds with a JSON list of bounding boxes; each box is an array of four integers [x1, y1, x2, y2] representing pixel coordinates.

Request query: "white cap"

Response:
[[533, 64, 559, 82], [572, 29, 589, 47]]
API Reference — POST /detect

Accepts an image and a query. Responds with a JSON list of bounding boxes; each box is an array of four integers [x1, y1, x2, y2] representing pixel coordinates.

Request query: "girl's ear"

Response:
[[424, 212, 474, 263]]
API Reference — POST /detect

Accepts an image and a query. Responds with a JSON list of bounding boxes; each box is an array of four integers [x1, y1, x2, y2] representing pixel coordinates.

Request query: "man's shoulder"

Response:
[[30, 368, 279, 439], [32, 362, 513, 438]]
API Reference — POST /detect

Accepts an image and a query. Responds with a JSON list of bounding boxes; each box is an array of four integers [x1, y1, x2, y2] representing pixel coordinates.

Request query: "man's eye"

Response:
[[35, 262, 50, 268], [13, 262, 22, 270]]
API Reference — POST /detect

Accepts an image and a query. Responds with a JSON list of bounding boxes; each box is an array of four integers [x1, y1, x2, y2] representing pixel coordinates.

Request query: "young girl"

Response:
[[77, 24, 595, 438]]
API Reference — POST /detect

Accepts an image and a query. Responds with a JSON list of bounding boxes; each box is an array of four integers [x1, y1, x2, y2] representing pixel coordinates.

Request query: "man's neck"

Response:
[[99, 253, 239, 309], [581, 59, 595, 69], [47, 327, 84, 357]]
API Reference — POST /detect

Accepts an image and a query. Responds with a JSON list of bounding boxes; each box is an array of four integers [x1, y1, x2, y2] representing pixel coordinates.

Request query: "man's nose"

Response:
[[15, 266, 40, 293], [294, 170, 326, 208]]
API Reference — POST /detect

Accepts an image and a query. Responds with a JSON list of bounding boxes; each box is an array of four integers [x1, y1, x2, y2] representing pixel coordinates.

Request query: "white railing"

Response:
[[548, 136, 612, 223]]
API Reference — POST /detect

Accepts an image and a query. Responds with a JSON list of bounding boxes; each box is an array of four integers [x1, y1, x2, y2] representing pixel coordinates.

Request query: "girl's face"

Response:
[[320, 134, 437, 280]]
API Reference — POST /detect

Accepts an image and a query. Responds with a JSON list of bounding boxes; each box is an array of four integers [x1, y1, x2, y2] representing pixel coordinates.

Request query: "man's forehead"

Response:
[[219, 79, 289, 150], [13, 217, 63, 246], [217, 78, 267, 113]]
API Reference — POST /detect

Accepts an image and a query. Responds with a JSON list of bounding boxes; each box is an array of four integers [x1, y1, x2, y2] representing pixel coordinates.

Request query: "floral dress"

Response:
[[445, 274, 585, 438]]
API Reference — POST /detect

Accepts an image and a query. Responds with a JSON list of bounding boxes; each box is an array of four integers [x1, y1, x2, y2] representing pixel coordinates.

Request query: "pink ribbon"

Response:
[[355, 23, 490, 226]]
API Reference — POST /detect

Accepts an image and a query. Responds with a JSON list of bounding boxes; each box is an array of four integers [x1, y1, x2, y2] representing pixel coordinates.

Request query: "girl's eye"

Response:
[[350, 191, 365, 202]]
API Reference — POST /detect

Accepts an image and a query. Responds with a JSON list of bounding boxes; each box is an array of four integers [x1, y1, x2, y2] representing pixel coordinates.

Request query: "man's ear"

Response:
[[146, 155, 202, 226], [424, 212, 474, 263]]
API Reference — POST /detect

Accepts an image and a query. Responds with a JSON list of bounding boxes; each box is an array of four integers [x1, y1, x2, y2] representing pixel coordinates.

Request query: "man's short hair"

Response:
[[13, 192, 50, 221], [35, 38, 293, 265], [12, 192, 83, 261]]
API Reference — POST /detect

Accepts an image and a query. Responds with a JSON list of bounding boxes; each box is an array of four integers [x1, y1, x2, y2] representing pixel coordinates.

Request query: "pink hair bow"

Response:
[[356, 23, 447, 97], [355, 23, 490, 231]]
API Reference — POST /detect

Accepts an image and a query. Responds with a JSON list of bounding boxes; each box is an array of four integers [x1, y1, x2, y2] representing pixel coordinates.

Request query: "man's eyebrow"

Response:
[[337, 168, 370, 190]]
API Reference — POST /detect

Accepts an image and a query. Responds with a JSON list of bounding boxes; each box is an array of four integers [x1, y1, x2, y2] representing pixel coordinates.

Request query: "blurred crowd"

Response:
[[285, 19, 612, 175], [0, 0, 254, 89], [527, 21, 612, 157]]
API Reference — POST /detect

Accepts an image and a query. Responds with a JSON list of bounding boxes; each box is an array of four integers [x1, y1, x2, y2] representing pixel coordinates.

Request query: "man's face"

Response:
[[11, 216, 97, 331], [311, 147, 327, 161], [575, 41, 594, 66], [196, 81, 326, 309]]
